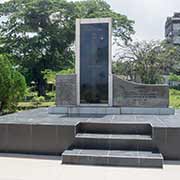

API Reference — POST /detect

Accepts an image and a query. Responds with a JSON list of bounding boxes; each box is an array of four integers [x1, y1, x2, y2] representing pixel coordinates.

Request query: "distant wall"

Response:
[[56, 75, 77, 106], [113, 75, 169, 108]]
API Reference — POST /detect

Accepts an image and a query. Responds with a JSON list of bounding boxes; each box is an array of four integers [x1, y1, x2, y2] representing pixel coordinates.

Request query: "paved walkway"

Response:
[[0, 154, 180, 180]]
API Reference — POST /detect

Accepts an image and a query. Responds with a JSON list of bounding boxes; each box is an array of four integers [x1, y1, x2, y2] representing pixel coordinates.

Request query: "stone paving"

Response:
[[0, 108, 179, 128]]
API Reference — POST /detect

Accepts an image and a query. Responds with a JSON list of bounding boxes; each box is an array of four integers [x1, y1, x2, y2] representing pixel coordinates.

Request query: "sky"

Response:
[[1, 0, 180, 41], [69, 0, 180, 41]]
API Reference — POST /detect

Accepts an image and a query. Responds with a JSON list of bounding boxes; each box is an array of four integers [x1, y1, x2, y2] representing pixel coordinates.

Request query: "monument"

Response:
[[0, 18, 180, 169], [49, 18, 174, 115]]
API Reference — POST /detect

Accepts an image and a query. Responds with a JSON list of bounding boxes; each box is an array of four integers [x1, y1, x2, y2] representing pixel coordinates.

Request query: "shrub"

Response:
[[32, 96, 45, 107], [169, 73, 180, 82], [45, 91, 55, 101], [0, 55, 26, 114]]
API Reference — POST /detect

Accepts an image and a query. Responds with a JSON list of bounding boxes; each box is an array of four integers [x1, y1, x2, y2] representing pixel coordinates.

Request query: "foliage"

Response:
[[74, 0, 135, 44], [0, 54, 26, 114], [112, 61, 134, 80], [169, 89, 180, 109], [45, 91, 55, 101], [25, 86, 55, 102], [58, 68, 75, 75], [42, 68, 75, 83], [42, 69, 57, 85], [25, 87, 38, 101], [0, 0, 134, 96], [32, 95, 45, 107], [170, 88, 180, 96], [42, 68, 74, 86], [114, 40, 180, 84], [169, 73, 180, 82]]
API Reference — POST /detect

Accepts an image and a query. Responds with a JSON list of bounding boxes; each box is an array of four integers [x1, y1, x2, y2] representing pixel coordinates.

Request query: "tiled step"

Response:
[[74, 133, 153, 151], [76, 122, 152, 135], [62, 149, 163, 168]]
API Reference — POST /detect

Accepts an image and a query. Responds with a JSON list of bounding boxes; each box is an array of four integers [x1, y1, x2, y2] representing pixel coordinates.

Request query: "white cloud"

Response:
[[69, 0, 180, 41], [104, 0, 180, 41], [0, 0, 9, 3]]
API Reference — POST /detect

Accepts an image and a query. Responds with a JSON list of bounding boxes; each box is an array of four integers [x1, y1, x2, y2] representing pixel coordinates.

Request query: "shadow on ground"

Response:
[[0, 153, 61, 161]]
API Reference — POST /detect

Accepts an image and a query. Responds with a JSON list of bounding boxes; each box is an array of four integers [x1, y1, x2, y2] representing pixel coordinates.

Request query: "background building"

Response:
[[165, 12, 180, 44]]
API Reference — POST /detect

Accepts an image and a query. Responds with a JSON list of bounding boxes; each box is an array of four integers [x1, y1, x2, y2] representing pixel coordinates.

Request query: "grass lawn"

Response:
[[169, 89, 180, 109], [18, 101, 55, 110]]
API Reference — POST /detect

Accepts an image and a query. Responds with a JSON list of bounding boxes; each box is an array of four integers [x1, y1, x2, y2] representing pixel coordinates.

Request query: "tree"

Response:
[[159, 42, 180, 75], [0, 0, 134, 96], [74, 0, 134, 44], [0, 54, 26, 114], [115, 41, 180, 84]]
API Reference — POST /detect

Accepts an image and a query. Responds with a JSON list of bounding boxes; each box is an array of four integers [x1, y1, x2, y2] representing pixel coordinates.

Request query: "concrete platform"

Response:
[[0, 108, 180, 162], [48, 106, 175, 115]]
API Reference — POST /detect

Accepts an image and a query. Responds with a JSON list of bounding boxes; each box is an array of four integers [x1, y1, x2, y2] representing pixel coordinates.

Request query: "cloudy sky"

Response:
[[1, 0, 180, 41], [70, 0, 180, 41]]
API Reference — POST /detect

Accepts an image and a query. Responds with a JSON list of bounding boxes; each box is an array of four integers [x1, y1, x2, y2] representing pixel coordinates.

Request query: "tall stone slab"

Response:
[[76, 18, 112, 106]]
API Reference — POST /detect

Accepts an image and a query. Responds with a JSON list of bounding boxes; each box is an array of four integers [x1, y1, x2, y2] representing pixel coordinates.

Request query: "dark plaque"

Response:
[[80, 23, 109, 104]]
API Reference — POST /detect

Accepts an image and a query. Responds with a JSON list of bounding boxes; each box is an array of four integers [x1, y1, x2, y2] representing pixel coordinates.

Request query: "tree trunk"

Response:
[[37, 78, 46, 96]]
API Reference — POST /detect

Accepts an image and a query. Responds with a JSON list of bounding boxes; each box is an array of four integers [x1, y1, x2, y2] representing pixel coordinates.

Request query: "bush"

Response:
[[25, 87, 38, 101], [45, 91, 55, 101], [170, 88, 180, 96], [0, 55, 26, 114], [170, 89, 180, 109], [32, 96, 45, 107], [169, 73, 180, 82]]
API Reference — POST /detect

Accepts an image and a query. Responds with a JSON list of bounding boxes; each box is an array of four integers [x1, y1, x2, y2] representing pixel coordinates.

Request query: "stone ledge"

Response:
[[48, 106, 175, 115]]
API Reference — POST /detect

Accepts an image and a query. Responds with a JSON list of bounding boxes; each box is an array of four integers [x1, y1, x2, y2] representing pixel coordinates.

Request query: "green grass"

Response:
[[18, 101, 55, 111], [170, 89, 180, 109]]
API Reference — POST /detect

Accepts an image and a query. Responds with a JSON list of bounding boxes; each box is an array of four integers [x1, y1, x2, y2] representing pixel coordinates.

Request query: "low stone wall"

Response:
[[56, 74, 169, 108], [56, 74, 77, 106], [113, 75, 169, 108], [0, 123, 75, 155]]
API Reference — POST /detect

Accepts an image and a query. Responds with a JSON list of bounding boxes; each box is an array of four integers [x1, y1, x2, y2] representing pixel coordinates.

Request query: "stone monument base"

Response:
[[1, 108, 180, 168], [48, 106, 175, 115]]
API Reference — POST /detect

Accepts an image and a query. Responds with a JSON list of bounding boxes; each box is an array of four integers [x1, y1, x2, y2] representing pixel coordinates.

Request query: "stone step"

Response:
[[76, 122, 152, 135], [48, 106, 175, 115], [74, 133, 153, 151], [62, 149, 163, 168]]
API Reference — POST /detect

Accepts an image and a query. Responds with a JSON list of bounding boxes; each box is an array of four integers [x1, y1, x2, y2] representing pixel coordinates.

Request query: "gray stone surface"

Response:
[[62, 149, 163, 168], [8, 124, 32, 153], [74, 133, 152, 151], [113, 75, 169, 108], [76, 122, 152, 135], [56, 74, 77, 106], [49, 106, 174, 115], [0, 108, 180, 160], [55, 74, 170, 108]]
